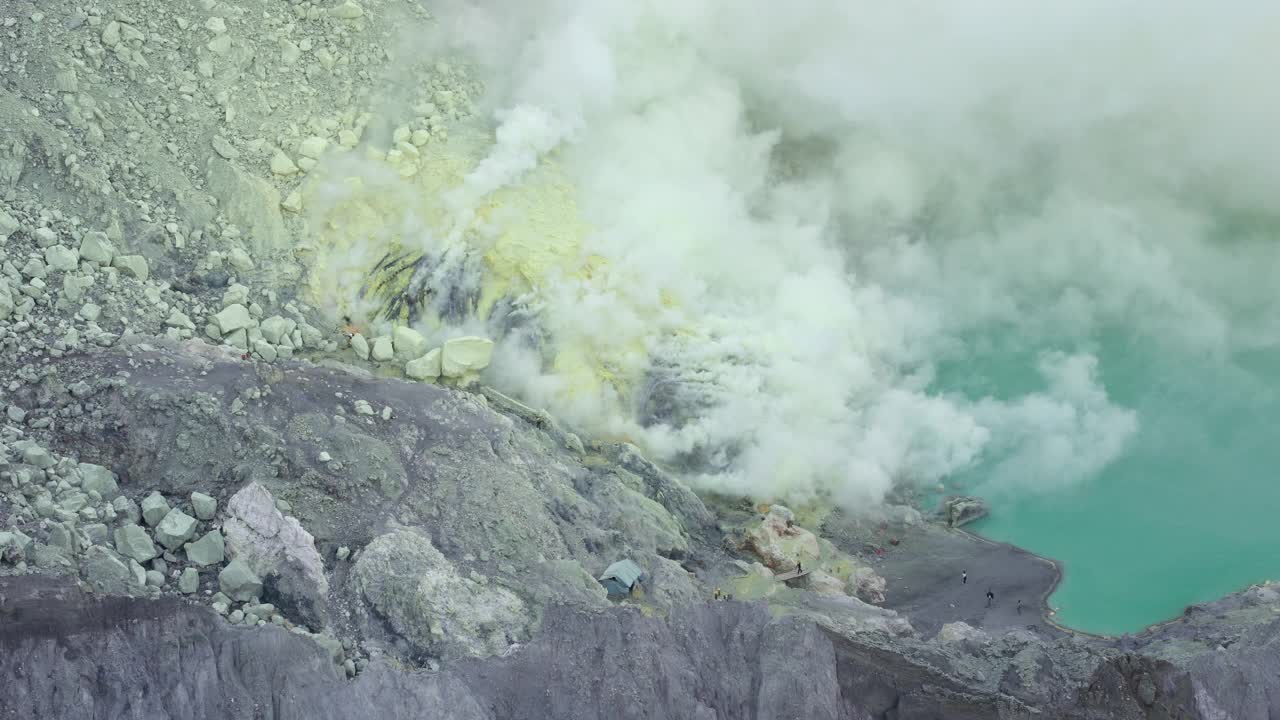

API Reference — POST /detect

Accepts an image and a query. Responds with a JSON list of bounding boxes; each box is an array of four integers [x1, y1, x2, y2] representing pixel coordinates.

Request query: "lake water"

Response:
[[942, 334, 1280, 635]]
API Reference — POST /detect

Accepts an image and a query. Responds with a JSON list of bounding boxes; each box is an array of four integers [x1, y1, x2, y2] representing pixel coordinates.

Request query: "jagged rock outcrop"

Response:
[[1, 575, 1242, 720], [222, 482, 329, 625], [351, 528, 529, 660], [941, 496, 989, 528]]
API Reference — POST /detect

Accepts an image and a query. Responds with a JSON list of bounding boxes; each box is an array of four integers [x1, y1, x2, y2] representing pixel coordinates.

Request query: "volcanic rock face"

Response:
[[0, 343, 1277, 718], [351, 528, 529, 661], [4, 574, 1259, 720], [222, 482, 329, 625], [941, 496, 990, 528]]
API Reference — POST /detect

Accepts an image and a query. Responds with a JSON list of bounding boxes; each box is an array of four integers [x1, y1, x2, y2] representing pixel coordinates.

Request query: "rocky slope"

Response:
[[2, 0, 1280, 718]]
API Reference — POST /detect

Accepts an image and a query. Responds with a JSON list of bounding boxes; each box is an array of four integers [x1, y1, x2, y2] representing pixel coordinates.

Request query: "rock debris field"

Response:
[[2, 0, 1280, 718]]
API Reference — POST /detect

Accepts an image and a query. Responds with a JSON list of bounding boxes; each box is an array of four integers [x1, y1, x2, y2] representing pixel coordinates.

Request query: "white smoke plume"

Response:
[[413, 0, 1280, 509]]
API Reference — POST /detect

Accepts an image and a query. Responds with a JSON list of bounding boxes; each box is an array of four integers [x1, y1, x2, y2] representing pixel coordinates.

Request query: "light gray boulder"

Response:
[[352, 529, 529, 660]]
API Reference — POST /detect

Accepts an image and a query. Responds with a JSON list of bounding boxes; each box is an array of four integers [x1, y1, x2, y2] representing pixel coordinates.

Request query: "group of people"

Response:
[[962, 570, 1023, 614]]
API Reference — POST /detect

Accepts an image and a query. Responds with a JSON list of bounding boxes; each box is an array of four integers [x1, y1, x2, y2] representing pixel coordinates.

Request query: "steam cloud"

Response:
[[407, 0, 1280, 508]]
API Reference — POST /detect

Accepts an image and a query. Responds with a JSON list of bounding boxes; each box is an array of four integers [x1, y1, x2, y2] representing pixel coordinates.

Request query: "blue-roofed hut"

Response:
[[599, 559, 646, 598]]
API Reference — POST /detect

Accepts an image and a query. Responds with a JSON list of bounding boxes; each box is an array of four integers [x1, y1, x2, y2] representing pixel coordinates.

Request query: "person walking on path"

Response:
[[962, 570, 967, 584], [1017, 599, 1023, 615], [986, 588, 995, 608]]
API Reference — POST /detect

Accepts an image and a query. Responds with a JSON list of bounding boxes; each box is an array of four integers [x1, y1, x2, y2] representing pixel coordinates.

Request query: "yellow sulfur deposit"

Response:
[[300, 125, 589, 327], [296, 125, 665, 425]]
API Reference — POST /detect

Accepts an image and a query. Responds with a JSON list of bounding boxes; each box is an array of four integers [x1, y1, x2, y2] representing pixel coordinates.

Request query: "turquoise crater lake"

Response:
[[937, 332, 1280, 636]]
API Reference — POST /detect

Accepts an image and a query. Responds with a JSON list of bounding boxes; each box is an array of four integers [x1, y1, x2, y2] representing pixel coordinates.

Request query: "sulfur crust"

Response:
[[298, 126, 668, 424]]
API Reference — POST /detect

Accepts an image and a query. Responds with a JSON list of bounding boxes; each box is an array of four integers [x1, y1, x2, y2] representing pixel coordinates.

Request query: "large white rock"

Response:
[[746, 505, 821, 571], [441, 337, 494, 378], [223, 482, 328, 623], [352, 529, 528, 660]]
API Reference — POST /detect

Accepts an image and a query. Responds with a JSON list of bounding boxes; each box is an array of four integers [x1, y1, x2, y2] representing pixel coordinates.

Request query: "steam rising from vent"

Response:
[[333, 1, 1280, 509]]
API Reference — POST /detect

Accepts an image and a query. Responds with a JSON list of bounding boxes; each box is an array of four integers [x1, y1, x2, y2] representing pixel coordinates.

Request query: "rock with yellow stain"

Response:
[[441, 337, 493, 378], [270, 150, 299, 176], [807, 570, 847, 596], [405, 348, 441, 381], [745, 505, 821, 571], [392, 326, 429, 360]]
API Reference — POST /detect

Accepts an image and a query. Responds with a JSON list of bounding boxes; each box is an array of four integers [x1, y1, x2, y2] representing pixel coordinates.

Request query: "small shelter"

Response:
[[599, 559, 646, 599]]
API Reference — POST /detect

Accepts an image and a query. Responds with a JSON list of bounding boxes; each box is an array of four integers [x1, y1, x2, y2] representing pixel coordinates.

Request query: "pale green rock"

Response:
[[111, 255, 149, 280], [352, 529, 529, 660], [113, 496, 141, 524], [224, 328, 249, 349], [219, 559, 263, 602], [441, 336, 495, 378], [21, 444, 56, 468], [0, 530, 32, 562], [215, 304, 253, 334], [79, 463, 118, 497], [128, 558, 147, 587], [260, 316, 295, 344], [82, 546, 136, 595], [165, 309, 195, 329], [34, 544, 74, 569], [59, 493, 88, 513], [222, 283, 250, 308], [254, 341, 278, 362], [78, 232, 116, 264], [245, 602, 276, 618], [141, 493, 170, 526], [114, 523, 159, 563], [350, 333, 370, 360], [393, 326, 429, 360], [145, 569, 165, 587], [62, 274, 94, 302], [154, 508, 198, 550], [44, 245, 79, 272], [191, 492, 217, 520], [82, 523, 110, 546], [227, 247, 254, 272], [0, 207, 18, 237], [178, 567, 200, 594], [184, 529, 225, 566], [48, 523, 76, 553], [405, 348, 442, 381], [371, 336, 394, 361]]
